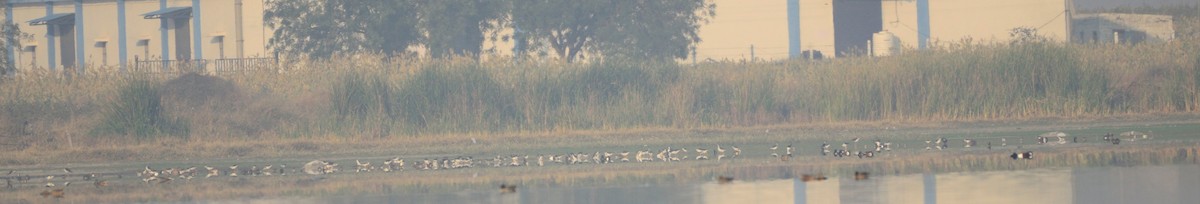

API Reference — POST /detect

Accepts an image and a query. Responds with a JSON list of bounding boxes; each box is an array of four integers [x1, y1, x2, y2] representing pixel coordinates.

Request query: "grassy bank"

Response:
[[2, 36, 1200, 156]]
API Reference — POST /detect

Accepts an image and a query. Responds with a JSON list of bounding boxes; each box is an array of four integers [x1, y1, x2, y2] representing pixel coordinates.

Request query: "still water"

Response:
[[3, 140, 1196, 203], [3, 144, 1197, 204], [335, 164, 1199, 204]]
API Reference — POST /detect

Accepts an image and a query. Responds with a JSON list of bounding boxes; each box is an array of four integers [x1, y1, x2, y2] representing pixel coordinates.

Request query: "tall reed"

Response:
[[1, 38, 1198, 145]]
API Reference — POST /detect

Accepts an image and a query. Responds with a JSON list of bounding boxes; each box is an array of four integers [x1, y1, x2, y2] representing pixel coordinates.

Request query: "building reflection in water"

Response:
[[312, 164, 1199, 204], [1073, 165, 1200, 204], [696, 165, 1198, 204]]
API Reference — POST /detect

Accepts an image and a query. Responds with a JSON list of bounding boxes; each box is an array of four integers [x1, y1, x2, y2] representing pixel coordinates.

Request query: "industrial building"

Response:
[[697, 0, 1185, 60], [1072, 13, 1175, 44], [794, 0, 1072, 58], [3, 0, 268, 73], [2, 0, 1190, 71]]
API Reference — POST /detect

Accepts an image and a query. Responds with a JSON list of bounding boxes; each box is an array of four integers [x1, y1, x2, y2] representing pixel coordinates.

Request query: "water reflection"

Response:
[[1074, 165, 1200, 204], [356, 164, 1199, 204], [2, 145, 1195, 203]]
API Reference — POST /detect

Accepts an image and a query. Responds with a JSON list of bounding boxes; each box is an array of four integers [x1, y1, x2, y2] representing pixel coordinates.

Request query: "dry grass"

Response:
[[1, 29, 1199, 164]]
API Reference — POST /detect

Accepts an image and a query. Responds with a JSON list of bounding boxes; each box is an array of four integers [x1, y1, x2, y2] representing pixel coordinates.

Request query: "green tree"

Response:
[[415, 0, 510, 58], [2, 22, 29, 75], [264, 0, 421, 59], [510, 0, 605, 62], [512, 0, 715, 62]]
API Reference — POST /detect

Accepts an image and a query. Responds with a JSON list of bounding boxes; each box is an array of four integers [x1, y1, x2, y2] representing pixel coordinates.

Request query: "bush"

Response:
[[328, 72, 394, 136], [395, 63, 523, 133], [92, 79, 188, 140]]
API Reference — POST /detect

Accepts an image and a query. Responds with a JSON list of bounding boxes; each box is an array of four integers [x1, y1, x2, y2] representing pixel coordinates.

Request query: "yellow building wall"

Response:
[[691, 0, 833, 61], [882, 0, 1070, 49], [6, 0, 1072, 67], [806, 177, 841, 204], [937, 169, 1073, 204], [797, 0, 835, 59], [698, 0, 1069, 61], [877, 174, 925, 204], [693, 0, 790, 61], [7, 0, 268, 71], [195, 0, 267, 60], [701, 179, 796, 204]]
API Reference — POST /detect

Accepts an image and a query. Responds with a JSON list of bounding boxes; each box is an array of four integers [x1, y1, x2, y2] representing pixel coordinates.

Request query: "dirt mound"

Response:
[[161, 73, 241, 106]]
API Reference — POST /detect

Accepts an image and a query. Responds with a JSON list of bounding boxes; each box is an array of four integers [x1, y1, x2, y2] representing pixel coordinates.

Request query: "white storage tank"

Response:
[[872, 31, 900, 57]]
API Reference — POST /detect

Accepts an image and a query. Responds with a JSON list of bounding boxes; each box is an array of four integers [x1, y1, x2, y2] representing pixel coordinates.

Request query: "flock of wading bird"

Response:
[[3, 130, 1154, 197]]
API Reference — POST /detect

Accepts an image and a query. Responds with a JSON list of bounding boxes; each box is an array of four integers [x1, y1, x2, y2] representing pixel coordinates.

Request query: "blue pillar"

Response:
[[787, 0, 800, 59], [46, 2, 56, 71], [5, 3, 14, 73], [917, 0, 930, 49], [794, 178, 807, 204], [923, 173, 937, 204], [74, 0, 84, 74], [118, 0, 127, 72], [192, 0, 202, 64], [159, 0, 169, 70]]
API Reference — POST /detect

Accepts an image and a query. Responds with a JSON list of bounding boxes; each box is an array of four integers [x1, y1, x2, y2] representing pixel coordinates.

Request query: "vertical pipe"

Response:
[[5, 3, 14, 74], [787, 0, 800, 59], [118, 0, 127, 72], [192, 0, 202, 63], [46, 2, 56, 71], [235, 0, 244, 58], [917, 0, 930, 49], [750, 44, 755, 61], [74, 0, 84, 74], [159, 0, 169, 70]]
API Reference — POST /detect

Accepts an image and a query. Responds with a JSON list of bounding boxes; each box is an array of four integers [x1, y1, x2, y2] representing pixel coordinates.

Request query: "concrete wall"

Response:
[[832, 0, 881, 57], [692, 0, 790, 61], [696, 0, 1072, 61], [196, 0, 267, 60], [798, 0, 835, 58], [7, 0, 267, 71], [1072, 13, 1174, 44], [882, 0, 1070, 49]]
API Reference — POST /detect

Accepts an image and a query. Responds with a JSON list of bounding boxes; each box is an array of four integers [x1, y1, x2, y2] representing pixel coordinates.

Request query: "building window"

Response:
[[23, 46, 37, 68], [213, 36, 225, 59], [137, 39, 150, 60], [95, 41, 108, 66]]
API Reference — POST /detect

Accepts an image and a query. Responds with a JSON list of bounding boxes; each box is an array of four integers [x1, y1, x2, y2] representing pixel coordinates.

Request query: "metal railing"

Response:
[[211, 58, 276, 73], [131, 57, 276, 75]]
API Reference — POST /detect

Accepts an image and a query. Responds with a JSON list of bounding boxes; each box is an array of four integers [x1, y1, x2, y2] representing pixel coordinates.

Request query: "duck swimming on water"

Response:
[[499, 184, 517, 194]]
